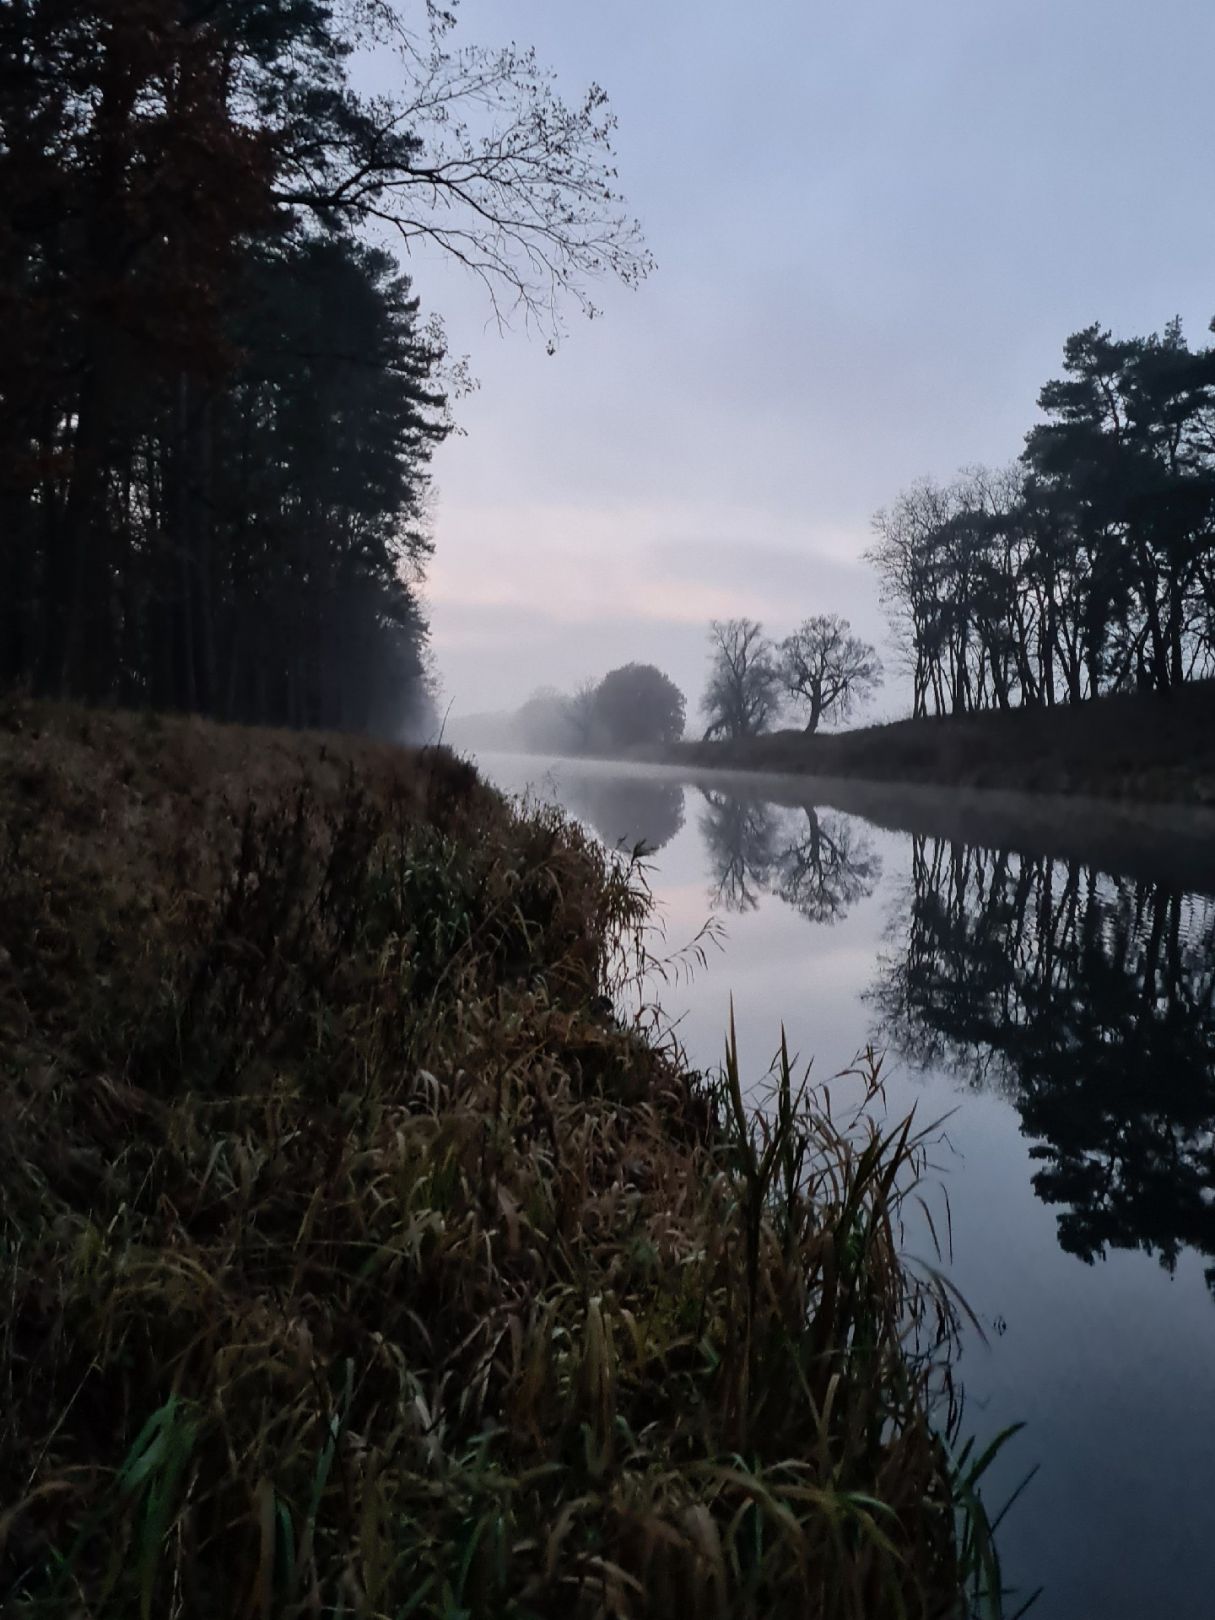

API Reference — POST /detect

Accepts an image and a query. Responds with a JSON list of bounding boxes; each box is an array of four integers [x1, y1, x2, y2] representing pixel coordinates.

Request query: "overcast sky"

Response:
[[383, 0, 1215, 722]]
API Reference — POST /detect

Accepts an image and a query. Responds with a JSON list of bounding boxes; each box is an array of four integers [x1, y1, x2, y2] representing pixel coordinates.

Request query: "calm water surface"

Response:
[[478, 752, 1215, 1620]]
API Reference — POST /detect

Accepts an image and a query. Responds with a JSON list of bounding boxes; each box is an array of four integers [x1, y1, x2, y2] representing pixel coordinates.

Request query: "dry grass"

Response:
[[0, 697, 1015, 1618]]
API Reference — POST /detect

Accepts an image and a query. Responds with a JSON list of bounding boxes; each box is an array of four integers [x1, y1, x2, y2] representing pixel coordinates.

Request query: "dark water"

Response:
[[477, 752, 1215, 1620]]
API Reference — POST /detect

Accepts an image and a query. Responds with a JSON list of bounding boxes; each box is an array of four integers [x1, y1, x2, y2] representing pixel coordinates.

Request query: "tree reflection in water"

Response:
[[564, 772, 686, 854], [698, 789, 882, 924], [698, 791, 779, 911], [869, 837, 1215, 1293], [774, 807, 883, 926]]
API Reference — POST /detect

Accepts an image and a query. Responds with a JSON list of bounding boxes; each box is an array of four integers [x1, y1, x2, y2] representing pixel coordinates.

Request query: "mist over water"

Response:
[[477, 751, 1215, 1620]]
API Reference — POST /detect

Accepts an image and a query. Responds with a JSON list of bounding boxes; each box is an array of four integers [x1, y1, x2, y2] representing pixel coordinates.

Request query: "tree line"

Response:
[[0, 2, 646, 733], [868, 321, 1215, 718]]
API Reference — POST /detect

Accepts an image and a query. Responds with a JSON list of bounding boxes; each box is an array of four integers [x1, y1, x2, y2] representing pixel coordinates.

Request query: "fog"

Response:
[[375, 0, 1215, 723]]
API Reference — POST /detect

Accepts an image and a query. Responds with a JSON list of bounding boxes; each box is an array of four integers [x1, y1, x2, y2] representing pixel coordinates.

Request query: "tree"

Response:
[[590, 663, 686, 752], [868, 318, 1215, 721], [207, 233, 448, 731], [1025, 321, 1215, 695], [0, 0, 278, 702], [780, 616, 882, 733], [701, 619, 782, 740], [267, 5, 653, 341], [0, 0, 651, 724], [565, 678, 601, 752]]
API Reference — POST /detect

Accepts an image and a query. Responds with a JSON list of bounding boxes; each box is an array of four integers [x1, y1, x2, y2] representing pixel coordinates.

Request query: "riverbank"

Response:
[[0, 698, 1008, 1618], [669, 679, 1215, 806]]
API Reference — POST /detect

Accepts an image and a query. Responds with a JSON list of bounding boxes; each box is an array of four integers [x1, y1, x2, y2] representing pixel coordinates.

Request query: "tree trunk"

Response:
[[59, 366, 114, 700]]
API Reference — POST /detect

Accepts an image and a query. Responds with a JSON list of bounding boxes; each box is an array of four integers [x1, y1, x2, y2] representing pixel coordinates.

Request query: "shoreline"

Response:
[[472, 746, 1215, 894], [660, 680, 1215, 809], [466, 681, 1215, 813], [0, 699, 1011, 1617]]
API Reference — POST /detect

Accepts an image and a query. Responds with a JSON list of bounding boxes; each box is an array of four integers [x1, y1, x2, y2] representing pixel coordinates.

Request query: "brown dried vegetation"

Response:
[[0, 699, 1009, 1617]]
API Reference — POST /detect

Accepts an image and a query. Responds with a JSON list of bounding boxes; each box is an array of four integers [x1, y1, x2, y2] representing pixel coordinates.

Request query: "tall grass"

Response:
[[0, 699, 1020, 1617]]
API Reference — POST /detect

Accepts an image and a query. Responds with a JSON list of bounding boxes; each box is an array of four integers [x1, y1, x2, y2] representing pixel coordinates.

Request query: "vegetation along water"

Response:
[[1, 700, 1018, 1618], [479, 750, 1215, 1620]]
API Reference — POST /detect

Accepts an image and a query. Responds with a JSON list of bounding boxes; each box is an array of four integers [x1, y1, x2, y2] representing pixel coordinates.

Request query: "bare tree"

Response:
[[780, 615, 882, 733], [867, 480, 955, 718], [701, 619, 782, 740], [271, 6, 654, 343], [0, 0, 653, 715]]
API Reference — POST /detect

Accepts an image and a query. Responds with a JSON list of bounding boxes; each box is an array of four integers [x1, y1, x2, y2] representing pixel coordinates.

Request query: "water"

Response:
[[476, 751, 1215, 1620]]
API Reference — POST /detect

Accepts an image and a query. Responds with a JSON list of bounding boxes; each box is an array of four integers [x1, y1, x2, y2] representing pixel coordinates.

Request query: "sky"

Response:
[[373, 0, 1215, 723]]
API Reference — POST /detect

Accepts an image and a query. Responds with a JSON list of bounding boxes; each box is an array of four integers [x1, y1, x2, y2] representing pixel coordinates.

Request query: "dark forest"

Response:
[[0, 1, 647, 734]]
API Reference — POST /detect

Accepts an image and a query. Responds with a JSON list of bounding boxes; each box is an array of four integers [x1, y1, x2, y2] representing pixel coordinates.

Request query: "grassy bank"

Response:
[[0, 698, 1011, 1618], [671, 679, 1215, 805]]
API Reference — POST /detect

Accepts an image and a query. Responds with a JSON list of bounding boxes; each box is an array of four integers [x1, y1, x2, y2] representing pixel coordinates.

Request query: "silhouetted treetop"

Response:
[[780, 615, 882, 734], [869, 317, 1215, 718], [591, 664, 686, 752], [701, 618, 782, 741]]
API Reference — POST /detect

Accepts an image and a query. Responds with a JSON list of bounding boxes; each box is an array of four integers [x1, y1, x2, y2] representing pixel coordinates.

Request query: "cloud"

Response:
[[428, 596, 715, 716], [428, 501, 880, 619]]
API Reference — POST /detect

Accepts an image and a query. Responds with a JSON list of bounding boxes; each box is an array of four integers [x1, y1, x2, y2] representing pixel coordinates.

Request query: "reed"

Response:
[[0, 698, 1020, 1617]]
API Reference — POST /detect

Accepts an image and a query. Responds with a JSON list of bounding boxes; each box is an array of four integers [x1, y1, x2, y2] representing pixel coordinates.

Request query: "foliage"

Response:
[[211, 232, 447, 732], [701, 619, 784, 741], [590, 663, 688, 752], [780, 616, 883, 734], [868, 319, 1215, 718], [451, 667, 689, 761], [0, 0, 650, 726], [566, 678, 603, 752], [0, 699, 1015, 1618], [513, 686, 583, 754]]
